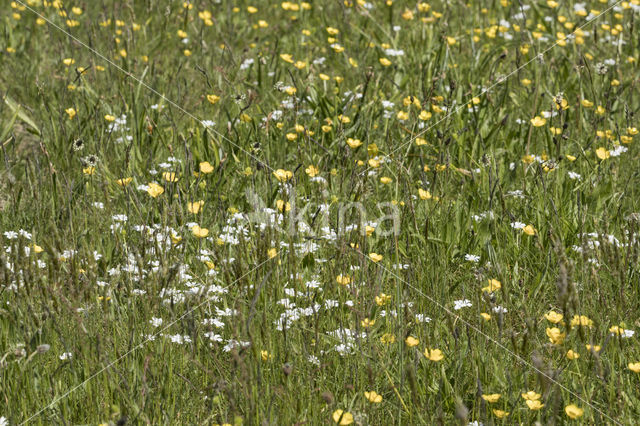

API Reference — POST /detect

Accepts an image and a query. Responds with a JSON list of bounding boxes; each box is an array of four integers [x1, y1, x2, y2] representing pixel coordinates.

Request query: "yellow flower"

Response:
[[581, 99, 594, 108], [275, 199, 291, 212], [628, 362, 640, 373], [286, 133, 298, 141], [564, 404, 584, 419], [492, 409, 509, 419], [418, 188, 432, 200], [419, 110, 432, 120], [104, 114, 116, 122], [332, 409, 354, 425], [396, 111, 409, 120], [147, 182, 164, 198], [336, 274, 351, 286], [187, 200, 204, 214], [446, 36, 457, 45], [544, 310, 563, 323], [526, 399, 544, 410], [346, 138, 363, 149], [521, 391, 541, 401], [32, 244, 44, 254], [480, 312, 491, 321], [199, 161, 214, 174], [305, 165, 319, 177], [523, 224, 536, 236], [405, 336, 419, 347], [609, 325, 625, 335], [380, 333, 395, 344], [424, 348, 444, 361], [261, 350, 271, 361], [207, 94, 220, 104], [280, 53, 294, 63], [361, 318, 375, 328], [163, 172, 179, 183], [585, 344, 601, 353], [294, 61, 307, 69], [481, 394, 501, 403], [375, 293, 391, 306], [267, 247, 278, 258], [379, 57, 392, 66], [546, 327, 565, 345], [595, 147, 610, 160], [369, 253, 383, 262], [273, 169, 293, 182], [566, 349, 580, 360], [247, 6, 258, 13], [364, 390, 383, 403], [65, 108, 76, 119], [116, 177, 132, 187], [191, 225, 209, 238], [570, 315, 593, 327], [82, 166, 95, 175], [531, 116, 547, 127], [482, 278, 501, 293], [380, 176, 392, 184]]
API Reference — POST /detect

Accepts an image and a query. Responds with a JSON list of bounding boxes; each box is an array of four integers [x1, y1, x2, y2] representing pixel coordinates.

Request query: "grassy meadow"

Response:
[[3, 0, 640, 424]]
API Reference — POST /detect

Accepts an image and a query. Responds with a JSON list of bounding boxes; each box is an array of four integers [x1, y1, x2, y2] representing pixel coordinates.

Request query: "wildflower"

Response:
[[364, 390, 383, 403], [424, 348, 444, 361], [65, 108, 77, 119], [481, 394, 501, 403], [571, 315, 593, 327], [564, 350, 580, 361], [273, 169, 293, 182], [405, 336, 419, 347], [361, 318, 375, 328], [564, 404, 584, 419], [336, 275, 351, 286], [492, 409, 509, 418], [199, 161, 214, 174], [191, 225, 209, 238], [375, 293, 391, 306], [379, 57, 392, 66], [116, 177, 132, 187], [305, 165, 319, 177], [546, 327, 565, 345], [418, 189, 432, 200], [585, 344, 601, 353], [530, 116, 546, 127], [521, 391, 541, 401], [369, 253, 383, 262], [380, 333, 395, 344], [147, 182, 164, 197], [332, 409, 354, 425], [545, 310, 563, 323], [207, 94, 220, 104], [83, 166, 95, 175], [526, 400, 544, 410], [595, 147, 610, 160], [163, 172, 179, 183], [523, 225, 536, 236], [187, 200, 204, 214], [482, 278, 501, 293], [480, 313, 491, 321], [261, 350, 272, 361], [628, 362, 640, 373], [104, 114, 116, 122], [346, 138, 362, 149], [380, 176, 392, 184]]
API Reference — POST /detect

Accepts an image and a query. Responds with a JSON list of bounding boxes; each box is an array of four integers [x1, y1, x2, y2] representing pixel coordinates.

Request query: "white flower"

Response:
[[59, 352, 73, 360], [150, 317, 163, 327], [0, 416, 8, 426], [465, 254, 480, 263], [510, 221, 526, 230], [454, 299, 472, 310]]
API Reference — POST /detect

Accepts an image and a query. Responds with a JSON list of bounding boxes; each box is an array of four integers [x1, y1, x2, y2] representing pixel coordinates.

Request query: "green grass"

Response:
[[2, 0, 640, 424]]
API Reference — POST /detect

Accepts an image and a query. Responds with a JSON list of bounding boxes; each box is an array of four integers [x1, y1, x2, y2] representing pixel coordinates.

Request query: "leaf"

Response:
[[3, 95, 40, 136]]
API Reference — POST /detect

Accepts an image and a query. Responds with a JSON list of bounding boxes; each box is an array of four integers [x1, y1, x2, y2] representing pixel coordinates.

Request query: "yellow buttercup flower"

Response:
[[364, 390, 383, 403], [565, 404, 584, 419], [546, 327, 565, 345], [191, 225, 209, 238], [163, 172, 179, 183], [566, 349, 580, 360], [424, 348, 444, 361], [521, 391, 541, 401], [187, 200, 204, 214], [628, 362, 640, 373], [526, 399, 544, 410], [336, 275, 351, 286], [482, 278, 501, 293], [405, 336, 419, 347], [368, 253, 383, 262], [481, 394, 501, 403], [332, 409, 353, 425], [116, 177, 132, 187], [492, 409, 509, 419], [273, 169, 293, 182], [199, 161, 214, 174], [147, 182, 164, 198], [544, 310, 563, 323], [531, 116, 546, 127]]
